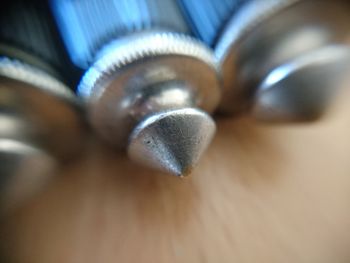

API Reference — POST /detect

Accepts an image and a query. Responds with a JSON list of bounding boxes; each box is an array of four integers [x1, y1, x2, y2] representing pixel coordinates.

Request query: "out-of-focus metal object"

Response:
[[0, 0, 85, 212], [180, 0, 350, 122], [51, 0, 221, 176]]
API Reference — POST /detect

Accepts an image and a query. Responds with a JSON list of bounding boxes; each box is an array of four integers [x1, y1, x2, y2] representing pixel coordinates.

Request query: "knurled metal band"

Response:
[[0, 56, 76, 103], [78, 31, 219, 100]]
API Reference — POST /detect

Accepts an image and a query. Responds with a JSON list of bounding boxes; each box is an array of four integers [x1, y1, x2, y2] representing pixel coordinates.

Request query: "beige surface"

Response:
[[1, 92, 350, 263]]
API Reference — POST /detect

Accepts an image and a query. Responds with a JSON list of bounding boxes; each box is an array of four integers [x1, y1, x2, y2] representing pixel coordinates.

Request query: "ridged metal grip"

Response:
[[78, 31, 220, 145]]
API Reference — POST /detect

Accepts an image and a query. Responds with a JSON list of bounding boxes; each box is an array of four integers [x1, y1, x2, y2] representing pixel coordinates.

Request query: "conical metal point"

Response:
[[251, 46, 350, 122], [127, 108, 216, 177], [0, 139, 57, 212]]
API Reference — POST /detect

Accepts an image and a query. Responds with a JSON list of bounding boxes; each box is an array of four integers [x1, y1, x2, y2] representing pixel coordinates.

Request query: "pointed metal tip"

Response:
[[252, 46, 350, 122], [0, 139, 57, 212], [251, 83, 323, 122], [127, 108, 216, 176]]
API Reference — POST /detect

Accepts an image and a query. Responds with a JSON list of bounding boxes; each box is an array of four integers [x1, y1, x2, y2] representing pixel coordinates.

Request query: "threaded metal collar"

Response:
[[0, 56, 75, 103], [78, 31, 220, 100]]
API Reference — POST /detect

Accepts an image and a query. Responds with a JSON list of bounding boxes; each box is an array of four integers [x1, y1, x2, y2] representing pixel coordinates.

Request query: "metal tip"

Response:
[[252, 46, 350, 122], [127, 108, 216, 176], [0, 139, 57, 212]]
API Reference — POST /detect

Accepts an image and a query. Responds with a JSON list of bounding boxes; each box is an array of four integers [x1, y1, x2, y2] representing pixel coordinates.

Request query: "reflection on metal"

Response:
[[128, 108, 216, 177], [253, 46, 350, 121], [0, 0, 85, 212], [0, 57, 85, 212], [0, 139, 57, 212], [52, 0, 221, 176], [181, 0, 350, 122]]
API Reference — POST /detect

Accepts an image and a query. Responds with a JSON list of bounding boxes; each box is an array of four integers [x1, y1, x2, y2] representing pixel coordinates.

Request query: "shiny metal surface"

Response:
[[52, 0, 222, 176], [216, 0, 301, 114], [252, 46, 350, 121], [0, 57, 85, 160], [78, 31, 221, 176], [128, 108, 216, 177], [0, 57, 85, 211], [216, 0, 350, 122], [0, 137, 57, 212], [0, 0, 85, 213]]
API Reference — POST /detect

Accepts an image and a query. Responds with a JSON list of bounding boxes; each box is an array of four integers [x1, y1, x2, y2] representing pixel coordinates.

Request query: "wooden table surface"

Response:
[[1, 90, 350, 263]]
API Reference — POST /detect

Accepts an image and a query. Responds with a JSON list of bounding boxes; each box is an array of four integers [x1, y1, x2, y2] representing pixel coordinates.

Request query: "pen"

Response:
[[51, 0, 221, 176], [0, 0, 85, 211], [180, 0, 350, 121]]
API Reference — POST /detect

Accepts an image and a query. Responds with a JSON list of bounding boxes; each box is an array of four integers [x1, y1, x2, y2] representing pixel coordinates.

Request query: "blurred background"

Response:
[[1, 0, 350, 262]]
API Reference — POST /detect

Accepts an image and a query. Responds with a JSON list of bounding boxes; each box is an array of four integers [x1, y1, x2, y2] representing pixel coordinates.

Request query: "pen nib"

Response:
[[127, 108, 216, 177]]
